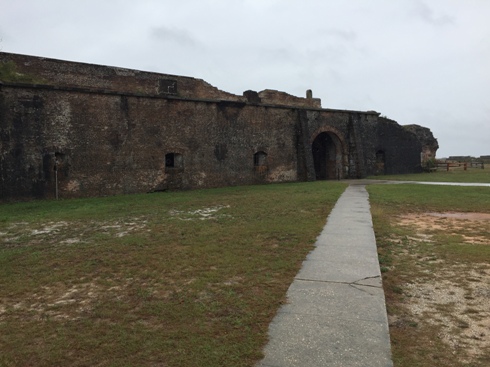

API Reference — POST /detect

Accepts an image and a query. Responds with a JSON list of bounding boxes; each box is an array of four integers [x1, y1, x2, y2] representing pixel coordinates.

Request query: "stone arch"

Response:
[[310, 127, 347, 180], [253, 150, 268, 176]]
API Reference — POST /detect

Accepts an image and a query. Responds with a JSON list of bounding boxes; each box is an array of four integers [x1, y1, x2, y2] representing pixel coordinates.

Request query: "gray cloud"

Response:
[[412, 1, 455, 26], [150, 26, 198, 46], [0, 0, 489, 157], [323, 28, 357, 42]]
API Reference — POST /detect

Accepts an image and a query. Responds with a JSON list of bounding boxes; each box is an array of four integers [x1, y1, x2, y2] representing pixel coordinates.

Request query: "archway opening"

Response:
[[253, 151, 268, 176], [312, 132, 343, 180]]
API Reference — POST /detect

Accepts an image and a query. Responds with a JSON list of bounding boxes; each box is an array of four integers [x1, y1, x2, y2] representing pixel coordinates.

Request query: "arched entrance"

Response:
[[312, 132, 344, 180]]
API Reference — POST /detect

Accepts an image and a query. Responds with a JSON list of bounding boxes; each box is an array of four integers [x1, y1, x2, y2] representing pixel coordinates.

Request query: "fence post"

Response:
[[464, 162, 467, 171], [54, 164, 59, 200]]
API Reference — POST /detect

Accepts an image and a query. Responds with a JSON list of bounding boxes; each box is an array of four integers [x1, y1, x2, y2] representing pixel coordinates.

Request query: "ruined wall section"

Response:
[[258, 89, 322, 108], [0, 85, 134, 199], [0, 80, 427, 200], [404, 124, 439, 162], [369, 117, 423, 175], [0, 85, 78, 199], [0, 52, 434, 200], [0, 83, 300, 199], [0, 52, 243, 102]]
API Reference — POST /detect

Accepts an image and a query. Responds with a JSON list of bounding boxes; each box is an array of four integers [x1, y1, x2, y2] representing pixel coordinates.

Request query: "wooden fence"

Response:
[[433, 161, 485, 171]]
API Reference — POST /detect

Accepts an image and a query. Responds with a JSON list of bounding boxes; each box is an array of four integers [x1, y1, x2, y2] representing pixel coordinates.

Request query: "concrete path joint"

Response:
[[295, 275, 383, 289]]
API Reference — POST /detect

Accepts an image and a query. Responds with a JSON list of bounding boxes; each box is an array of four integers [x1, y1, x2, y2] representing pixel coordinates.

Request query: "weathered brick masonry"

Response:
[[0, 52, 438, 200]]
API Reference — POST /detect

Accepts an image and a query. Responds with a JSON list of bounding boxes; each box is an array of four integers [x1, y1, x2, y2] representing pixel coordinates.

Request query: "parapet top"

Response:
[[243, 88, 322, 108]]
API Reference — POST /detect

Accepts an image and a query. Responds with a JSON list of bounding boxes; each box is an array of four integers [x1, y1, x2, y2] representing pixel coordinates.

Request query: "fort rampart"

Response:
[[0, 52, 437, 200]]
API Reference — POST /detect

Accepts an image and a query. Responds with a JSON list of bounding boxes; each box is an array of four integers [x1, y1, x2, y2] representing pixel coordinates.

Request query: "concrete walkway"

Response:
[[344, 179, 490, 187], [257, 185, 393, 367]]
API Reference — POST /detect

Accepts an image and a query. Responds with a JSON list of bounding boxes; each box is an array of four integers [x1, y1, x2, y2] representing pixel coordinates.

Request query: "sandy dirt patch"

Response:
[[404, 264, 490, 362], [398, 212, 490, 245], [0, 279, 130, 321], [168, 205, 231, 221], [394, 212, 490, 363], [0, 217, 150, 248]]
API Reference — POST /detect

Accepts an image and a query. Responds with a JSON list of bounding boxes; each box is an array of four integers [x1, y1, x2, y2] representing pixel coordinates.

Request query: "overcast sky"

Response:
[[1, 0, 489, 157]]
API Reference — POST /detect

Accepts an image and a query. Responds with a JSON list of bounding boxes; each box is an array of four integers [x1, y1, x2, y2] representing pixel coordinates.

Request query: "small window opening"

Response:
[[254, 151, 268, 167], [165, 153, 183, 169]]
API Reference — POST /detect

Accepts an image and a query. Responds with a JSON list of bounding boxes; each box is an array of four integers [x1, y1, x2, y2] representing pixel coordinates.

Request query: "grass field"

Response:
[[368, 184, 490, 366], [0, 182, 347, 367], [2, 177, 489, 366], [368, 166, 490, 183]]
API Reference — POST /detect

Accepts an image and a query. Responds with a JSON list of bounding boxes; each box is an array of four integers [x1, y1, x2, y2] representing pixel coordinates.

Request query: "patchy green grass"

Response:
[[368, 184, 490, 367], [368, 166, 490, 183], [367, 183, 489, 213], [0, 181, 347, 367]]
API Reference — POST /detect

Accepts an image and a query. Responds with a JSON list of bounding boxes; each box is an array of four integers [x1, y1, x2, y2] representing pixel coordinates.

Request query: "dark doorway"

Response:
[[312, 132, 343, 180]]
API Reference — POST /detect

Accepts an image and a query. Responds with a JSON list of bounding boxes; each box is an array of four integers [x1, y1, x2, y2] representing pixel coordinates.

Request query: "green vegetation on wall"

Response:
[[0, 61, 42, 83]]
